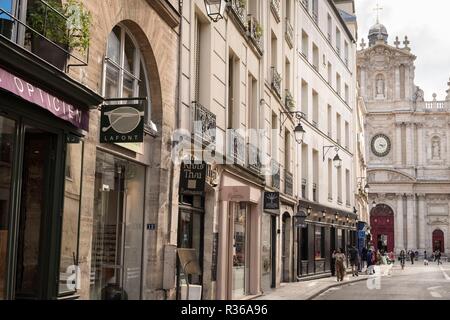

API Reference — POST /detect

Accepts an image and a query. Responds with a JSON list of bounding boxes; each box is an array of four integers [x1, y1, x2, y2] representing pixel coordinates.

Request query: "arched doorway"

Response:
[[370, 204, 395, 253], [281, 213, 291, 282], [432, 230, 444, 252]]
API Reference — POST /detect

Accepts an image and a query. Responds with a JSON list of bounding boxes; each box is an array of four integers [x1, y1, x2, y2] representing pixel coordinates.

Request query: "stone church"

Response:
[[357, 22, 450, 255]]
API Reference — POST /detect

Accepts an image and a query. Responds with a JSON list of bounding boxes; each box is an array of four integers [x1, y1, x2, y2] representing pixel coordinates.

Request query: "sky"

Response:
[[355, 0, 450, 100]]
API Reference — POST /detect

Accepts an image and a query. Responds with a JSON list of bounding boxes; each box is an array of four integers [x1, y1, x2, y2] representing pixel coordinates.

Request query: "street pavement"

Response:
[[315, 261, 450, 300]]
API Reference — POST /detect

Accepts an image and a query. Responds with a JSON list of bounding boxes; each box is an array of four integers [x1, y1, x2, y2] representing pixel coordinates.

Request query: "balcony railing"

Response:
[[0, 1, 88, 72], [271, 159, 280, 189], [418, 99, 449, 112], [285, 170, 293, 196], [247, 143, 262, 174], [228, 0, 247, 30], [285, 18, 294, 49], [270, 0, 281, 22], [228, 129, 245, 165], [302, 0, 309, 9], [271, 67, 282, 99], [285, 89, 295, 110], [193, 102, 216, 149], [247, 15, 263, 56], [312, 11, 318, 23]]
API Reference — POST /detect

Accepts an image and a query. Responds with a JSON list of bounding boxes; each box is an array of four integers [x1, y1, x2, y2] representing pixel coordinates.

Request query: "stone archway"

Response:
[[370, 204, 395, 253], [432, 229, 444, 252]]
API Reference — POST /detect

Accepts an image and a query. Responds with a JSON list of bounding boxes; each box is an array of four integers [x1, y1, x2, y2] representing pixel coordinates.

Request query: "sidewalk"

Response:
[[253, 266, 393, 300]]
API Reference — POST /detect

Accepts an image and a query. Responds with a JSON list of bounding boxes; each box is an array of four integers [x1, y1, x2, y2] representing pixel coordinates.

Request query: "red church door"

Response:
[[432, 230, 444, 253], [370, 204, 395, 253]]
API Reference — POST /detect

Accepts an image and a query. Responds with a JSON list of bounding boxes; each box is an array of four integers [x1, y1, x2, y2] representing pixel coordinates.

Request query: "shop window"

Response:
[[58, 138, 84, 296], [300, 227, 308, 260], [90, 151, 145, 300], [104, 24, 153, 127], [314, 227, 325, 260]]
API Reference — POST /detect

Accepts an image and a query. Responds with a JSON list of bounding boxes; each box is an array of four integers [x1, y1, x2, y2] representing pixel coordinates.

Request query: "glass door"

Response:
[[231, 203, 248, 299], [0, 115, 16, 300], [15, 126, 57, 299]]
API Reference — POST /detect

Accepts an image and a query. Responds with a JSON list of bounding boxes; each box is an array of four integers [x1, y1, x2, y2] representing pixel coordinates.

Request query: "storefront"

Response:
[[216, 170, 263, 300], [296, 200, 357, 279], [0, 61, 101, 299]]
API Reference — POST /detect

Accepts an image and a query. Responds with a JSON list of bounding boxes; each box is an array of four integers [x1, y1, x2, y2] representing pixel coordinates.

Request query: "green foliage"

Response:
[[27, 0, 91, 54]]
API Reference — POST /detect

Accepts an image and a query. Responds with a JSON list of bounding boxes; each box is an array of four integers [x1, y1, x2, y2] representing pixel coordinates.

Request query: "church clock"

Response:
[[371, 134, 391, 157]]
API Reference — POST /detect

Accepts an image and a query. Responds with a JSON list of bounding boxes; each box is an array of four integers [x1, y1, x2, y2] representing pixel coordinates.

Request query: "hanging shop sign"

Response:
[[0, 66, 89, 130], [100, 103, 145, 143], [264, 192, 280, 210], [179, 161, 207, 195]]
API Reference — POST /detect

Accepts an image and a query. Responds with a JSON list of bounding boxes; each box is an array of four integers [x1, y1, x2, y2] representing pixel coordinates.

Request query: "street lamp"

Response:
[[323, 145, 342, 168], [294, 210, 308, 228], [294, 122, 306, 145], [371, 200, 376, 209], [204, 0, 228, 22], [322, 209, 327, 218], [307, 205, 312, 216], [335, 212, 339, 220]]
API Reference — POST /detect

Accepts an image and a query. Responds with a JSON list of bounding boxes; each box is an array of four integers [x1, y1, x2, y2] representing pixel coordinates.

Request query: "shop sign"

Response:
[[100, 103, 145, 143], [264, 192, 280, 210], [179, 161, 207, 195], [0, 66, 89, 130]]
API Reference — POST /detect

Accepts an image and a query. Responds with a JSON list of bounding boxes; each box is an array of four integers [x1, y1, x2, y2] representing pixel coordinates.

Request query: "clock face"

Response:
[[371, 134, 391, 157]]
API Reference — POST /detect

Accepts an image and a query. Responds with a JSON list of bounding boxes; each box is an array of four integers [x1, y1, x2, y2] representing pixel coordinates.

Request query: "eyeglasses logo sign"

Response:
[[100, 104, 145, 143]]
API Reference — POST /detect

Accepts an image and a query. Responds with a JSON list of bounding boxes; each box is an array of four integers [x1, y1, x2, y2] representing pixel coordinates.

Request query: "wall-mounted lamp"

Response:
[[280, 111, 306, 145], [322, 209, 327, 218], [307, 205, 312, 216], [204, 0, 228, 22], [323, 145, 342, 168], [357, 177, 370, 194]]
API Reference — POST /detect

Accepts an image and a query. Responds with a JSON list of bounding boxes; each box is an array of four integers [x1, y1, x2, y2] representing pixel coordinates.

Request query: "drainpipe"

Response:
[[167, 0, 184, 245]]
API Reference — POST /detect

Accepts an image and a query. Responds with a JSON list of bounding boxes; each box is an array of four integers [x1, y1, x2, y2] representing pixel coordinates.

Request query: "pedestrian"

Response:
[[410, 250, 415, 264], [331, 249, 336, 276], [436, 250, 442, 265], [415, 250, 419, 261], [335, 249, 346, 282], [424, 250, 427, 261], [375, 250, 382, 265], [349, 246, 359, 277], [366, 249, 374, 275], [399, 250, 406, 270], [361, 247, 368, 271], [388, 251, 395, 265]]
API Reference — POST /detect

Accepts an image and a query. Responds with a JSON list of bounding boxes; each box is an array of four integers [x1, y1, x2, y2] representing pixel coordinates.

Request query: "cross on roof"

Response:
[[374, 2, 383, 23], [360, 38, 366, 50], [403, 36, 410, 48], [394, 36, 400, 48]]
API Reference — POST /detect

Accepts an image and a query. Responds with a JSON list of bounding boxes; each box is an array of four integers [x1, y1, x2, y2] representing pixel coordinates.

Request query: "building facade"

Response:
[[0, 0, 181, 300], [358, 22, 450, 255]]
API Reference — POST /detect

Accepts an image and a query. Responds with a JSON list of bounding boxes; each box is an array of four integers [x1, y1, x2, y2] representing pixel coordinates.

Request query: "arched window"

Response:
[[103, 25, 152, 125]]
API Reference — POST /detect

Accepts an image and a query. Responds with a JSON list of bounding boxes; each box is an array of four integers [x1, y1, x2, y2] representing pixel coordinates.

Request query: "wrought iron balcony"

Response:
[[247, 143, 262, 174], [228, 0, 247, 29], [228, 129, 245, 166], [271, 67, 282, 99], [0, 1, 88, 72], [271, 159, 280, 189], [270, 0, 281, 23], [285, 18, 294, 49], [285, 89, 295, 110], [302, 0, 309, 9], [312, 11, 318, 24], [247, 15, 263, 56], [284, 170, 293, 196], [193, 102, 216, 149]]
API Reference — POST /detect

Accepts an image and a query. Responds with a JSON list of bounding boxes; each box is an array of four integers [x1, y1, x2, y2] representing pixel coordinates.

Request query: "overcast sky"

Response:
[[355, 0, 450, 100]]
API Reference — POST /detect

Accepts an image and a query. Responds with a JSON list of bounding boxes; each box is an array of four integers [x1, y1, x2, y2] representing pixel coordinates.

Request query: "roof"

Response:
[[328, 0, 356, 43], [339, 9, 357, 22]]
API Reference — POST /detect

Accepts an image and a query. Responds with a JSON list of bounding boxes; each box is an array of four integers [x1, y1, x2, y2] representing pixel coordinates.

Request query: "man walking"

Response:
[[410, 250, 415, 264], [435, 250, 442, 265], [349, 246, 359, 277]]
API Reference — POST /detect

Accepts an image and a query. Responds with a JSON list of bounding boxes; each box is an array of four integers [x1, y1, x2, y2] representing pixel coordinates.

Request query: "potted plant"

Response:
[[26, 0, 91, 70]]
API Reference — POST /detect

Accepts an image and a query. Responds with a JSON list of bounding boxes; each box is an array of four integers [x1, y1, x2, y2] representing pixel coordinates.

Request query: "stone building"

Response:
[[0, 0, 181, 300], [357, 21, 450, 255]]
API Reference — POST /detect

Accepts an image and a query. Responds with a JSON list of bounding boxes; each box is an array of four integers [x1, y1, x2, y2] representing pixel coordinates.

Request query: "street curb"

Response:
[[305, 276, 369, 300]]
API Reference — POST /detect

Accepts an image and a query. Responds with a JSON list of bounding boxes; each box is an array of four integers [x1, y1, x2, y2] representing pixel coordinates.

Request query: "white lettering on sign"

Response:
[[14, 77, 24, 92], [26, 83, 34, 97]]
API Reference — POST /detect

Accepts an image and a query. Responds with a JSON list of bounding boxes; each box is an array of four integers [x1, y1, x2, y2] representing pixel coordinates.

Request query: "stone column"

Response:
[[417, 124, 424, 166], [361, 68, 366, 98], [406, 123, 413, 166], [395, 123, 403, 166], [418, 194, 426, 251], [395, 66, 400, 100], [395, 194, 405, 252], [406, 194, 416, 250]]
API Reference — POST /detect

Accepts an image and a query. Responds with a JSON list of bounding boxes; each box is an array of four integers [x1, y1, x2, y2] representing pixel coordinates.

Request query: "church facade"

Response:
[[357, 23, 450, 255]]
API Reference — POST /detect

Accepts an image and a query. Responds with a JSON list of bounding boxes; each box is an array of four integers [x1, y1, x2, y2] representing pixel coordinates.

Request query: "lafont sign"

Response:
[[100, 103, 145, 143]]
